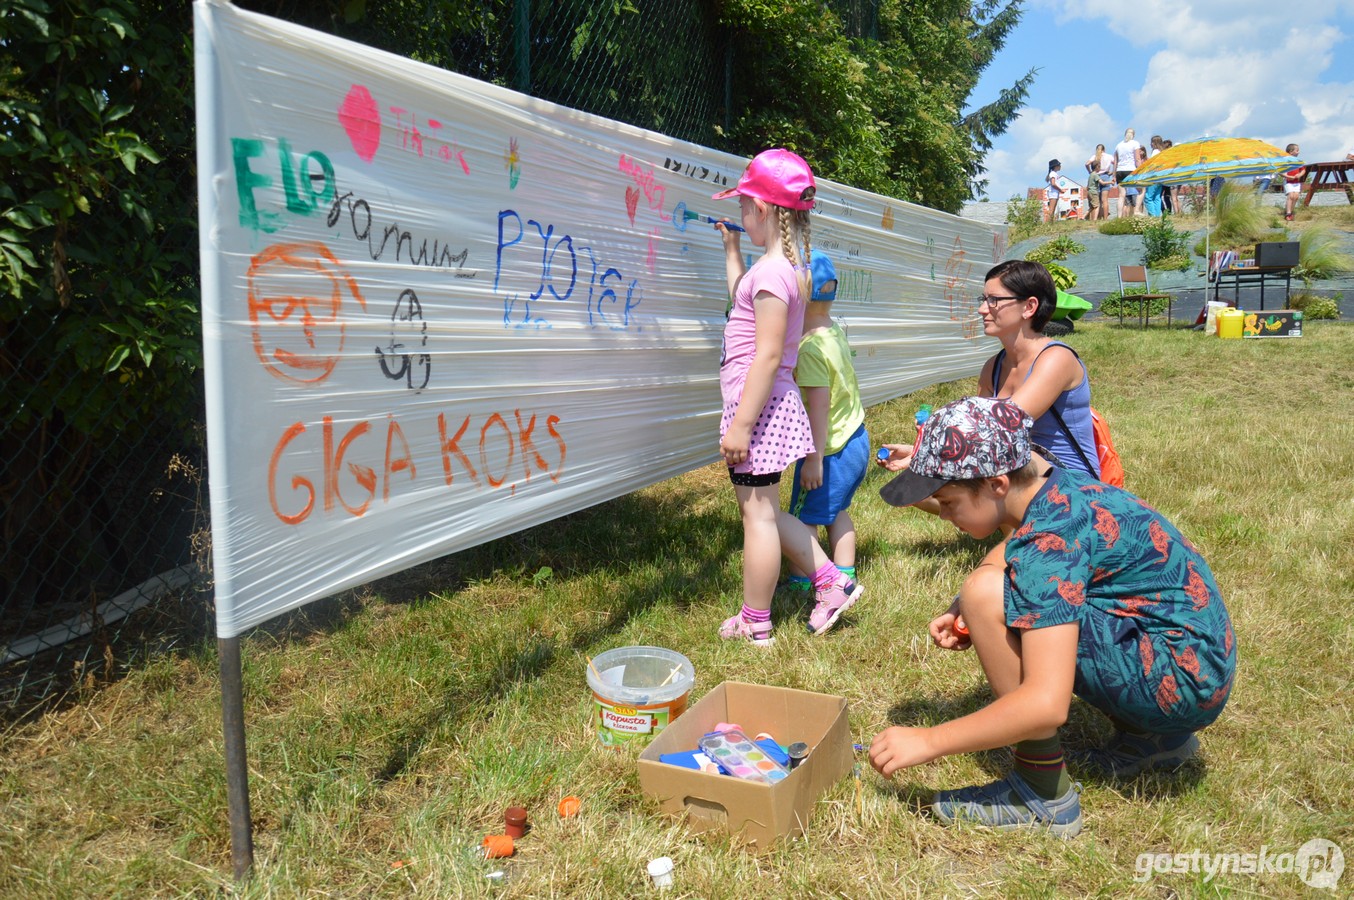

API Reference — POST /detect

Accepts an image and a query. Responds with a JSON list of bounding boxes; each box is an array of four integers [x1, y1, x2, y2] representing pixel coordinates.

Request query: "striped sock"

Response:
[[741, 604, 771, 624], [1013, 735, 1072, 800], [812, 562, 845, 590], [837, 565, 856, 580], [786, 574, 813, 592]]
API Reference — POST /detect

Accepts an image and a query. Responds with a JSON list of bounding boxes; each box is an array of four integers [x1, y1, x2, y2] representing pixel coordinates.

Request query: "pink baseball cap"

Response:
[[712, 148, 816, 211]]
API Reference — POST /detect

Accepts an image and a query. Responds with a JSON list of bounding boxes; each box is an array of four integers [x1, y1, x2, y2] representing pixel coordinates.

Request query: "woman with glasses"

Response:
[[879, 260, 1098, 511], [973, 260, 1098, 479]]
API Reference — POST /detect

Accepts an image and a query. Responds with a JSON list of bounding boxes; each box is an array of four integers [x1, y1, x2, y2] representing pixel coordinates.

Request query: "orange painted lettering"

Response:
[[383, 415, 416, 501], [269, 421, 314, 524], [546, 414, 566, 483], [331, 416, 375, 516], [479, 412, 515, 488], [437, 412, 479, 486]]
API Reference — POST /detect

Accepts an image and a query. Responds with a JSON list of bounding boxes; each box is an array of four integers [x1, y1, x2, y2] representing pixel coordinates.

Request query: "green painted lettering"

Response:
[[231, 138, 281, 233]]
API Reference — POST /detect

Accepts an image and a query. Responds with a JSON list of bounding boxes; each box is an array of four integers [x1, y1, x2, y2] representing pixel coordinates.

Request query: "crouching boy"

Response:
[[870, 397, 1235, 837]]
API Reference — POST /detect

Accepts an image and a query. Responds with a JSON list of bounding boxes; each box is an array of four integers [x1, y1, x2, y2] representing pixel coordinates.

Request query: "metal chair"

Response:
[[1116, 265, 1174, 327]]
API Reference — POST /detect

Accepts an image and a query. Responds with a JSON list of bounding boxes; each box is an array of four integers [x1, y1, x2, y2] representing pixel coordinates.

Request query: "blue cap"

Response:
[[810, 254, 837, 302]]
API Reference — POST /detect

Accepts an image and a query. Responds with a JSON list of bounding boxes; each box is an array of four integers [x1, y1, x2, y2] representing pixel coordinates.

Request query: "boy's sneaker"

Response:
[[807, 580, 862, 635], [718, 613, 774, 646], [931, 771, 1083, 837], [1075, 731, 1198, 779]]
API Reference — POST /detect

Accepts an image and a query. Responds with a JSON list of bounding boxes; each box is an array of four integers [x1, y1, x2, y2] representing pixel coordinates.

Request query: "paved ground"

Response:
[[960, 194, 1354, 322]]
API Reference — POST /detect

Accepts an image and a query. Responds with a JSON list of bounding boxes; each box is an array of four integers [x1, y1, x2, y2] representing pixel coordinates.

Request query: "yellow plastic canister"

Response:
[[1218, 308, 1245, 339]]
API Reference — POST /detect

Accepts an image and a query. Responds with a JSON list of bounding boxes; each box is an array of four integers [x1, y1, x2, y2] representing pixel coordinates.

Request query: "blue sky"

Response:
[[968, 0, 1354, 201]]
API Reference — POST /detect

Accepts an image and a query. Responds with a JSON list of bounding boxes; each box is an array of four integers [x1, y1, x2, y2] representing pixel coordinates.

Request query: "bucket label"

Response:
[[601, 707, 655, 734], [593, 693, 684, 745]]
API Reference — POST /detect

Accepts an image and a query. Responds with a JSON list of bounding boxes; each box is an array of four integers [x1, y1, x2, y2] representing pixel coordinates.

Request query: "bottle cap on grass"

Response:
[[504, 806, 528, 838], [557, 795, 582, 818], [647, 856, 675, 889], [481, 834, 514, 858]]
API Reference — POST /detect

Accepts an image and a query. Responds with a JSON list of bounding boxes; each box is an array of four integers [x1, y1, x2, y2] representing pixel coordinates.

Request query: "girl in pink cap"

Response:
[[710, 149, 862, 644]]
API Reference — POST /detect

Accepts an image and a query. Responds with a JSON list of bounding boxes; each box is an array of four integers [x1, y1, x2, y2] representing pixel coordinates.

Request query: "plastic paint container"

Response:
[[1218, 308, 1245, 340], [1204, 300, 1228, 335], [587, 646, 694, 745]]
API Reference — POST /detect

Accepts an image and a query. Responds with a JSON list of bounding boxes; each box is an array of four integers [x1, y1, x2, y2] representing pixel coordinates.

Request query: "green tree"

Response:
[[717, 0, 1033, 211], [1, 0, 204, 603], [1, 0, 199, 440]]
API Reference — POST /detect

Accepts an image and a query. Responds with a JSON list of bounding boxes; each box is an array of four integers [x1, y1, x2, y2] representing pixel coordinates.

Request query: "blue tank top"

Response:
[[992, 342, 1100, 478]]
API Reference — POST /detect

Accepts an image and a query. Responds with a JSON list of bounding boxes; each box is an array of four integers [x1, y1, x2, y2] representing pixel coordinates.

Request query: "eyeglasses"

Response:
[[977, 294, 1025, 308]]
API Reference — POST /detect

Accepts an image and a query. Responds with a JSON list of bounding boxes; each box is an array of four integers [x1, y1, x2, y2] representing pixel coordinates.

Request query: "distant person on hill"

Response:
[[1113, 128, 1144, 217], [1158, 139, 1176, 214], [1045, 159, 1063, 221], [1085, 145, 1114, 222], [1143, 135, 1165, 216], [1161, 140, 1183, 212], [869, 396, 1237, 837], [1282, 143, 1306, 221]]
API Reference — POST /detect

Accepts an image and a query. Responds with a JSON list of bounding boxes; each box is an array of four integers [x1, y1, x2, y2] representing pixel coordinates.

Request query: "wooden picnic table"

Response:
[[1302, 160, 1354, 206]]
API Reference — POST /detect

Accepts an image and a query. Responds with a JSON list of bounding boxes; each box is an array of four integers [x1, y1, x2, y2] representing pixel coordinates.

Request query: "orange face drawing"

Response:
[[247, 242, 366, 384]]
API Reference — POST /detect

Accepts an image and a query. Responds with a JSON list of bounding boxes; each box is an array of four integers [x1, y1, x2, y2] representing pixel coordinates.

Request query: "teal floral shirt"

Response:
[[1004, 467, 1236, 733]]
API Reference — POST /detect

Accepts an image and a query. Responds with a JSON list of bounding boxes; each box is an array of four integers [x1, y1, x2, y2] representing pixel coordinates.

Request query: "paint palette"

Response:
[[697, 729, 791, 784]]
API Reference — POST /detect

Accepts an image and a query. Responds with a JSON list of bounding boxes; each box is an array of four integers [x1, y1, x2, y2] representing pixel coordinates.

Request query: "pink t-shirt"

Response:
[[718, 256, 815, 475], [720, 256, 805, 402]]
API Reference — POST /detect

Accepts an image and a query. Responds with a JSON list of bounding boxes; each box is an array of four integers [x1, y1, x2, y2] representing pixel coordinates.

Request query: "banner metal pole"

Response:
[[219, 635, 254, 881]]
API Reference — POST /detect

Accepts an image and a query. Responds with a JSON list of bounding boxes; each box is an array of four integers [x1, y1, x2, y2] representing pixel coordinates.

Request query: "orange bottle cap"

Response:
[[481, 834, 514, 858], [557, 795, 582, 818]]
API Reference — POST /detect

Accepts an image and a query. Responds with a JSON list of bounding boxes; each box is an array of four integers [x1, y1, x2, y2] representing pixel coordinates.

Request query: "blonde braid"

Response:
[[800, 210, 812, 272], [779, 206, 797, 266]]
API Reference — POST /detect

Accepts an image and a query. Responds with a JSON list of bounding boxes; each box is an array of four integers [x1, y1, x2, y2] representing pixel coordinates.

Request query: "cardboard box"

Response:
[[1243, 309, 1303, 338], [637, 681, 853, 851]]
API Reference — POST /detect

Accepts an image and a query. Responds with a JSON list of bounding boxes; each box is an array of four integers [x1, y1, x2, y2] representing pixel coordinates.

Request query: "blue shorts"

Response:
[[789, 423, 869, 525]]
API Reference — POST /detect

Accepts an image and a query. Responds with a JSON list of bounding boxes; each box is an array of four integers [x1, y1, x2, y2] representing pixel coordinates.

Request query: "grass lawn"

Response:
[[2, 321, 1352, 898]]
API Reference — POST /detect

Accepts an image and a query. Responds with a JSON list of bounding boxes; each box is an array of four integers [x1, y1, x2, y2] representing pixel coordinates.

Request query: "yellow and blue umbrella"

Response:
[[1121, 136, 1302, 186], [1121, 136, 1303, 271]]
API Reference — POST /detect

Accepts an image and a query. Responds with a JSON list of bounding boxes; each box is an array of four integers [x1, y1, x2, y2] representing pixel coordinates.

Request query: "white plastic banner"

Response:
[[194, 0, 1005, 638]]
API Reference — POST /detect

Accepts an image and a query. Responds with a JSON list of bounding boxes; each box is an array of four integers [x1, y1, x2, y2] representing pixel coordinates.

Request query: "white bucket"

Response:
[[1205, 301, 1228, 335], [587, 646, 694, 746]]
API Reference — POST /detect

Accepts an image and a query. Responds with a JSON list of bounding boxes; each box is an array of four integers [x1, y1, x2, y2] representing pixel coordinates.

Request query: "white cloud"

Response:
[[978, 1, 1354, 201], [1128, 27, 1344, 140], [1043, 0, 1354, 50], [978, 105, 1117, 199]]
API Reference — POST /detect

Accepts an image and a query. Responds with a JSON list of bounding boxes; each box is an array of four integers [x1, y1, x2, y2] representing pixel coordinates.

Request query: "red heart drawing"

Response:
[[338, 85, 382, 163], [624, 187, 640, 224]]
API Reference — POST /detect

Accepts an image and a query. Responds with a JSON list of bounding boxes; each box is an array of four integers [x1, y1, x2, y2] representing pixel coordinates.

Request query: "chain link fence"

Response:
[[1, 0, 737, 714]]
